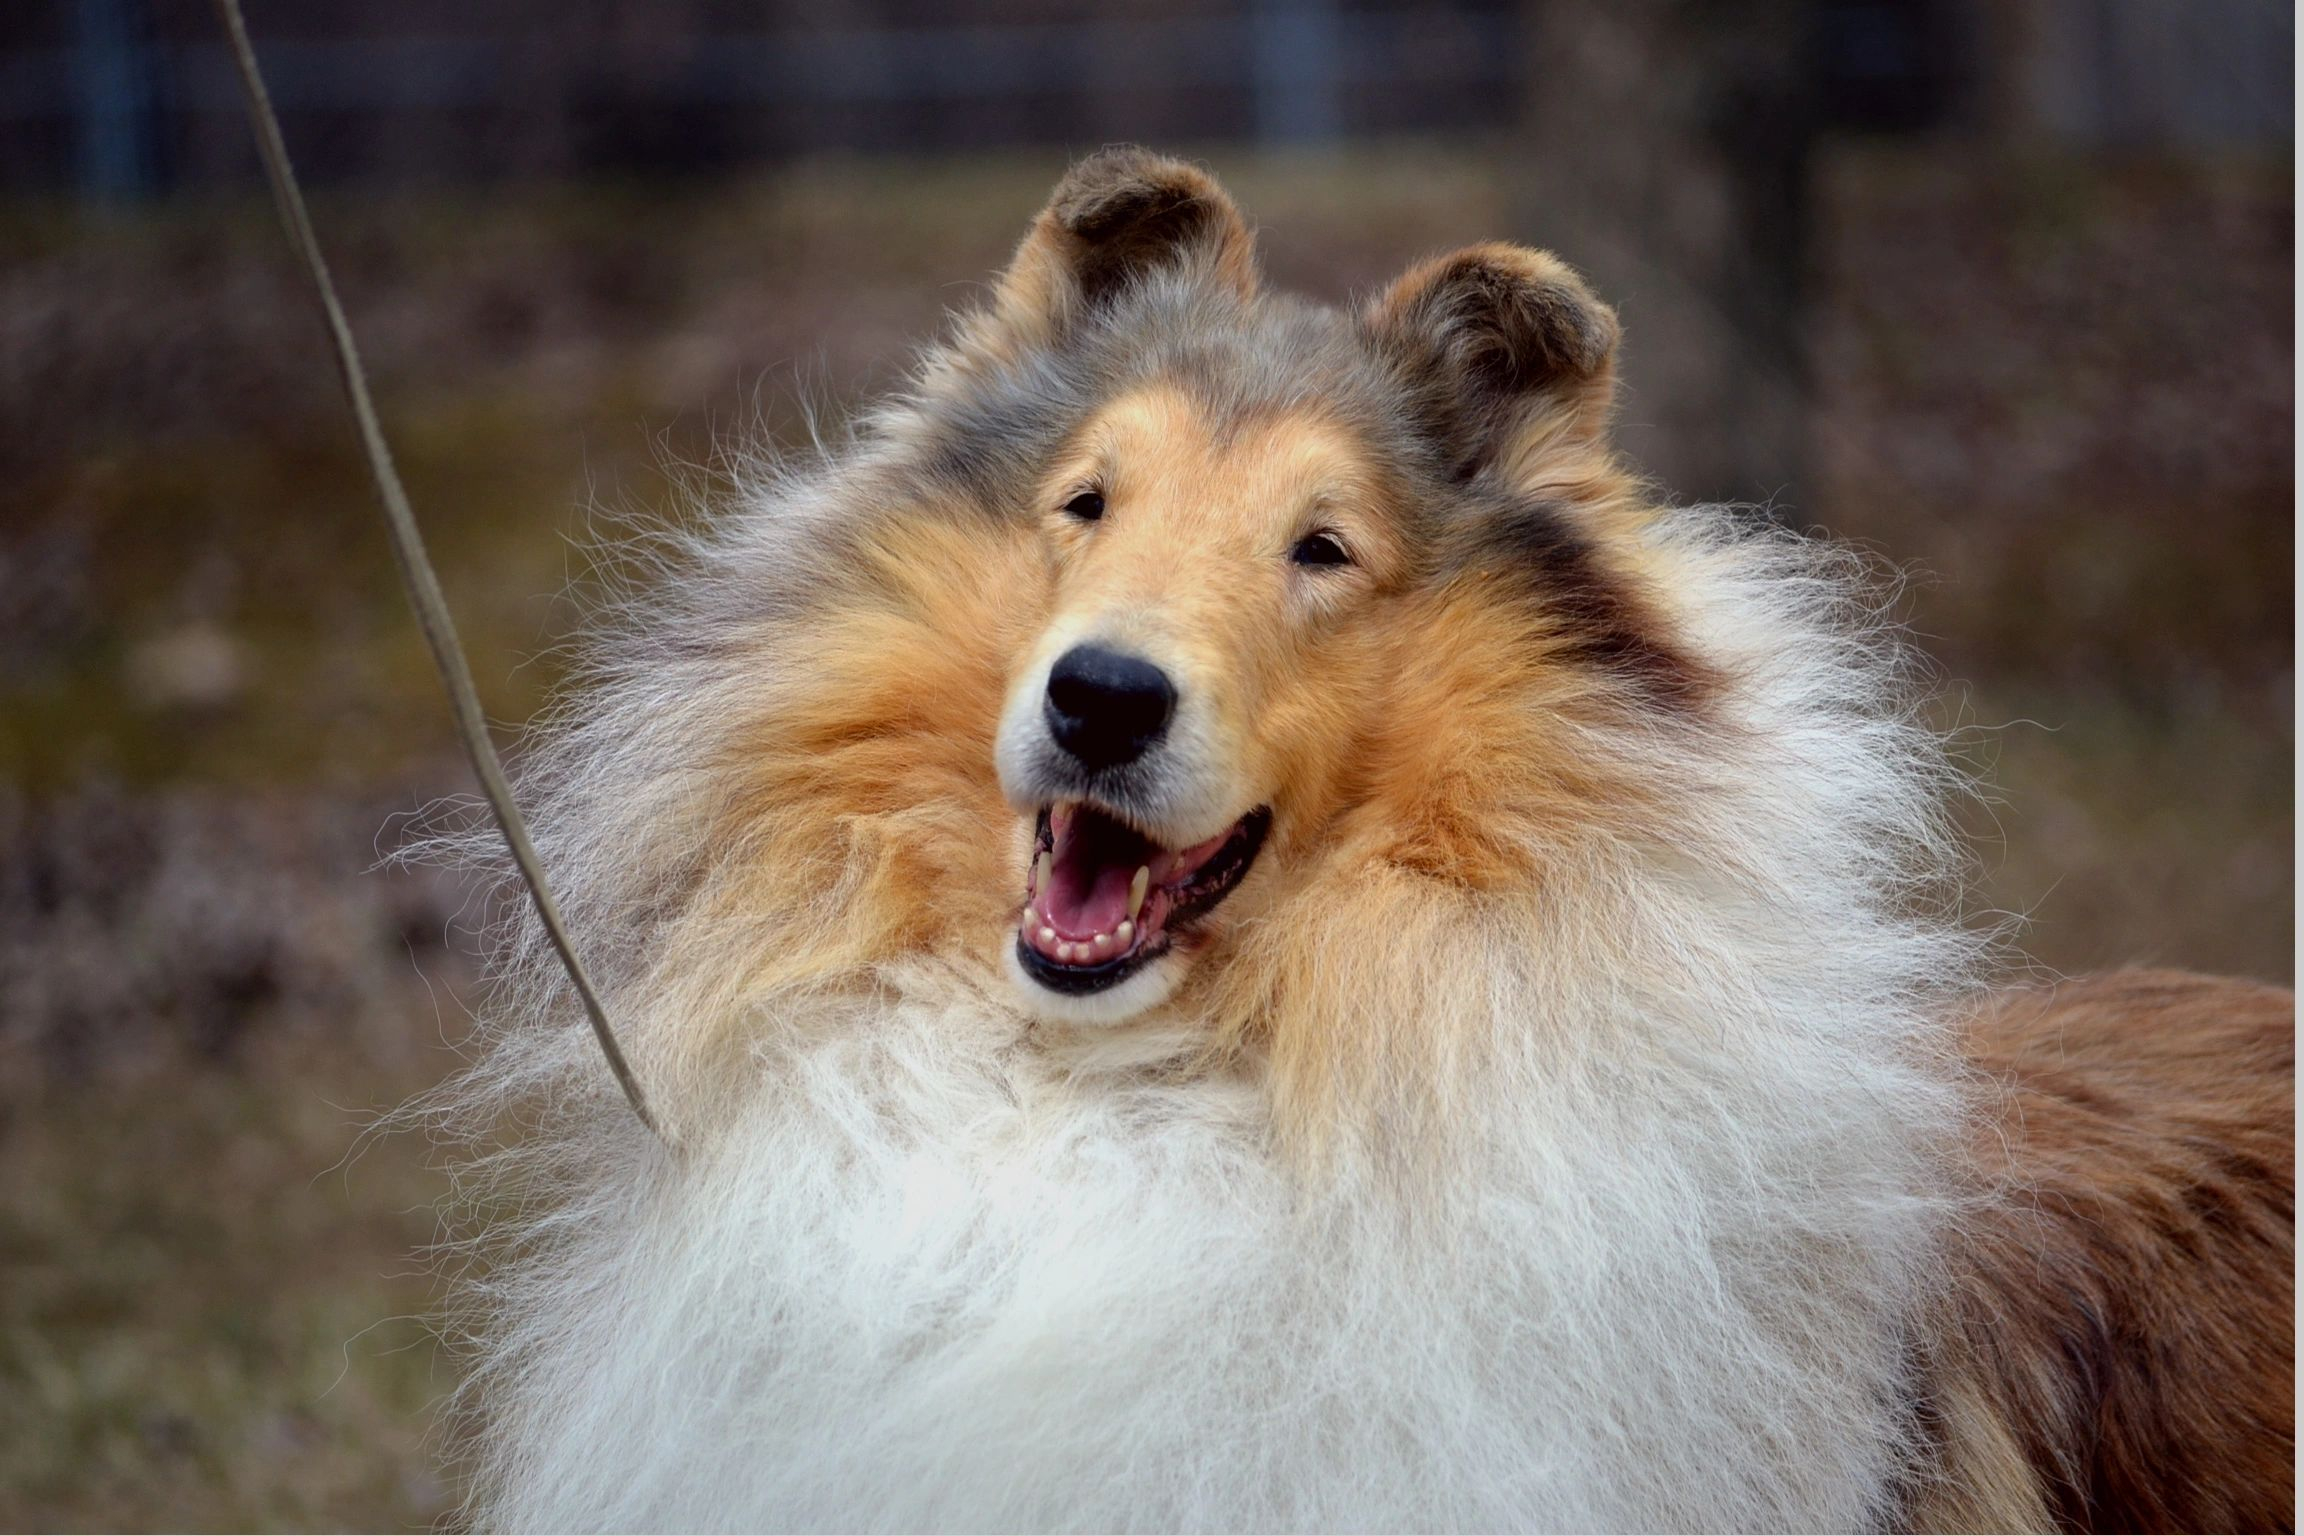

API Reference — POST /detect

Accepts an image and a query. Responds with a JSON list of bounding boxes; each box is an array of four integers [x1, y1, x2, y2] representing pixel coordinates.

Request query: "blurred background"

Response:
[[0, 0, 2291, 1526]]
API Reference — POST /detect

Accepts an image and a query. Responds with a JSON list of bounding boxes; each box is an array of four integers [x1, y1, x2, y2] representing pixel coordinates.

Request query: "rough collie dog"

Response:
[[436, 150, 2292, 1532]]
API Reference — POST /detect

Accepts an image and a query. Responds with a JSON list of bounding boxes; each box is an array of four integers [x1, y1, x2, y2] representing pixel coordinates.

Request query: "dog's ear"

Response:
[[1363, 243, 1620, 476], [986, 147, 1257, 347]]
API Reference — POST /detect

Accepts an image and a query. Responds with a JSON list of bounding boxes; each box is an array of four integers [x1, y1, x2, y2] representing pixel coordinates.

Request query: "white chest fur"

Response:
[[468, 965, 1940, 1534]]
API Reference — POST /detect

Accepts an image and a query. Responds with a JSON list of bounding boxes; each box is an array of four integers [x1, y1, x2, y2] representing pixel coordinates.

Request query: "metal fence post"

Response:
[[72, 0, 159, 202], [1253, 0, 1342, 145]]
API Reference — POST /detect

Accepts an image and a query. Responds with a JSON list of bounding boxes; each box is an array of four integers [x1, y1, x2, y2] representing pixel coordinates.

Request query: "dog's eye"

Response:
[[1290, 531, 1351, 568], [1063, 491, 1106, 522]]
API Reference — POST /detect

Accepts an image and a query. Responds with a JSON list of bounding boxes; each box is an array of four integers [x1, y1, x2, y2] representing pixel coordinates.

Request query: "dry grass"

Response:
[[0, 795, 474, 1530], [0, 143, 2286, 1528], [0, 1035, 453, 1531]]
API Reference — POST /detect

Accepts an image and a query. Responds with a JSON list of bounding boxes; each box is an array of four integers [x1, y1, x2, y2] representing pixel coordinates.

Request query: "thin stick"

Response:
[[208, 0, 664, 1143]]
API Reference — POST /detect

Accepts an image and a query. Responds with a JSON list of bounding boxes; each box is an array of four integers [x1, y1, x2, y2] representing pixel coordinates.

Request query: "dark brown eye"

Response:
[[1064, 491, 1106, 522], [1291, 531, 1351, 567]]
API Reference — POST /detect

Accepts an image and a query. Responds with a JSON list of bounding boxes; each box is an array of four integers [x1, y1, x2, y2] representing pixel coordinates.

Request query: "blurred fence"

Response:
[[4, 0, 2290, 201], [11, 0, 1525, 195]]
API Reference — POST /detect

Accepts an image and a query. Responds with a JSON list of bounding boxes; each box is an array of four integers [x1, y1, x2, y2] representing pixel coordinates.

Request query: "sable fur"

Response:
[[421, 149, 2293, 1533], [1908, 971, 2294, 1533]]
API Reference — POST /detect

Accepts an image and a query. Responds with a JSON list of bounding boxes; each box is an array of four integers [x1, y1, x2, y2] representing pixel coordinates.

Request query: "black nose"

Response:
[[1044, 645, 1176, 770]]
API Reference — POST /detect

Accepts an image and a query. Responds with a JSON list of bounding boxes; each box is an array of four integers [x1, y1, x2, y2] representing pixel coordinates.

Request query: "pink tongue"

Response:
[[1042, 848, 1134, 939]]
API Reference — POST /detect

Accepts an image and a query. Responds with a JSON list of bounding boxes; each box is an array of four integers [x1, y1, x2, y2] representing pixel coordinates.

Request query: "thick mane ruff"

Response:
[[402, 149, 2073, 1533], [415, 415, 1992, 1529], [392, 147, 2294, 1534]]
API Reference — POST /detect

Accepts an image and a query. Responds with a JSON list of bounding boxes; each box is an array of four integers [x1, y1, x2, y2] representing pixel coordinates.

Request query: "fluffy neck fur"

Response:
[[422, 411, 1982, 1529]]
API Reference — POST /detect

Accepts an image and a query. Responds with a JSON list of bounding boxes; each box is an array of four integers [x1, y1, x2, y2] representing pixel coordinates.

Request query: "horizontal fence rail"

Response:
[[6, 3, 1530, 196]]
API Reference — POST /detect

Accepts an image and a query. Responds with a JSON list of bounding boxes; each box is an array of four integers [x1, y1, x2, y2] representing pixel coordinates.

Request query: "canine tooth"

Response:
[[1128, 866, 1149, 920], [1033, 851, 1051, 891], [1116, 919, 1134, 947], [1037, 925, 1056, 948]]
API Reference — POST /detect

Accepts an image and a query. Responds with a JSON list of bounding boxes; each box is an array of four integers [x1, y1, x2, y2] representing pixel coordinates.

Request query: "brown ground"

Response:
[[0, 143, 2288, 1529]]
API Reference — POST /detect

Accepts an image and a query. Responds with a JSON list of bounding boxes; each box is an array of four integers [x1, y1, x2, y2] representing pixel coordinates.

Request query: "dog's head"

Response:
[[919, 150, 1689, 1025]]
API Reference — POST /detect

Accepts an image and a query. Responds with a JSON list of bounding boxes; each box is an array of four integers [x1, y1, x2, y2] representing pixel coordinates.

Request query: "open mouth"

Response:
[[1016, 802, 1271, 995]]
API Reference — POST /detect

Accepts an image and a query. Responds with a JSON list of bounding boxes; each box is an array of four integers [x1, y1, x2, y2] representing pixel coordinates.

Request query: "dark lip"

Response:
[[1018, 805, 1273, 997], [1016, 931, 1168, 994]]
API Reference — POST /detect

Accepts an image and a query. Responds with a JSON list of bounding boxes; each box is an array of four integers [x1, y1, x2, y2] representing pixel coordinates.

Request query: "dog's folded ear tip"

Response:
[[983, 150, 1258, 340], [1047, 147, 1226, 234], [1368, 243, 1621, 387], [1359, 242, 1622, 470]]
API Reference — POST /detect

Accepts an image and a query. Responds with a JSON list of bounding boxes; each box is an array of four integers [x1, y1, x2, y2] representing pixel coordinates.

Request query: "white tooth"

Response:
[[1034, 851, 1051, 891], [1129, 866, 1149, 920], [1037, 926, 1057, 948], [1116, 919, 1134, 947], [1064, 942, 1086, 964], [1093, 931, 1113, 956]]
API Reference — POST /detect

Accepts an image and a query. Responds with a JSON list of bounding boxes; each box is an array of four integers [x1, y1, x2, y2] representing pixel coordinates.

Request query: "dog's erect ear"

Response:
[[1363, 243, 1620, 474], [987, 147, 1257, 347]]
